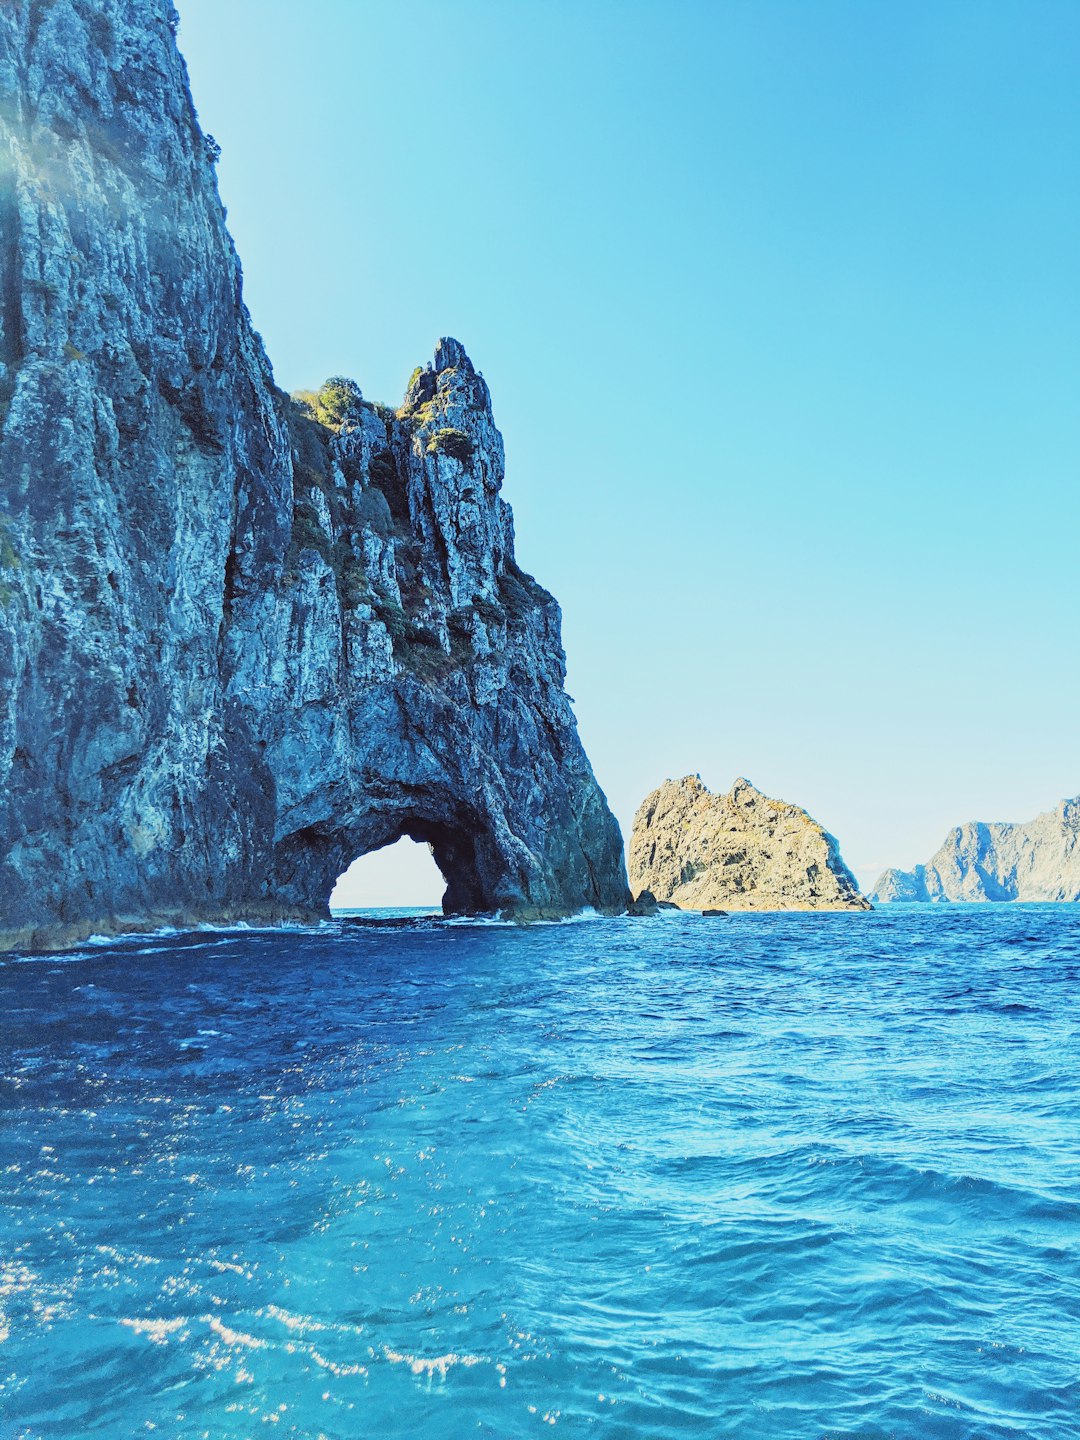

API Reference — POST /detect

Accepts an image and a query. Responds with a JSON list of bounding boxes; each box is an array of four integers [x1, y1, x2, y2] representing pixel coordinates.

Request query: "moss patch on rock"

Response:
[[426, 427, 474, 464]]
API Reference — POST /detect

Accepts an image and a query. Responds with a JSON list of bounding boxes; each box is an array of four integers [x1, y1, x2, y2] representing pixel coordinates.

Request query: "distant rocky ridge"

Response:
[[629, 776, 871, 912], [872, 797, 1080, 903], [0, 0, 628, 949]]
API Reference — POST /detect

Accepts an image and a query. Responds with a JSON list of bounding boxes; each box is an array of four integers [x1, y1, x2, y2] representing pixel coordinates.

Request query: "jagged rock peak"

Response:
[[433, 336, 475, 374], [629, 775, 871, 913], [0, 0, 629, 950], [872, 796, 1080, 903], [402, 337, 491, 420]]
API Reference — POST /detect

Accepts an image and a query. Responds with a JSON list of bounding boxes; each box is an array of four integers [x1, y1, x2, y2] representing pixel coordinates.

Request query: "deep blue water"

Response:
[[1, 905, 1079, 1439]]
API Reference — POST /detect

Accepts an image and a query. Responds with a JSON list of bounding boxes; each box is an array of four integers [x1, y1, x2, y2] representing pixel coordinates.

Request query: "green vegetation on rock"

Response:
[[292, 377, 360, 430], [374, 598, 407, 641], [0, 520, 19, 609], [0, 522, 19, 572], [288, 502, 331, 566], [426, 427, 474, 464]]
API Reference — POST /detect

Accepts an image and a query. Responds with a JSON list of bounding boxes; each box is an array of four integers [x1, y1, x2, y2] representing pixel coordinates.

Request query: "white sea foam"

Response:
[[6, 950, 93, 965], [443, 907, 603, 928], [308, 1346, 368, 1378], [119, 1316, 186, 1344], [442, 914, 515, 928], [207, 1316, 266, 1350], [384, 1346, 484, 1379]]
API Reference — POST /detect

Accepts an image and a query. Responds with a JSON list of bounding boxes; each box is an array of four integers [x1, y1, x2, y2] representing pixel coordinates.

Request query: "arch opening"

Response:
[[272, 806, 514, 920], [330, 837, 444, 913]]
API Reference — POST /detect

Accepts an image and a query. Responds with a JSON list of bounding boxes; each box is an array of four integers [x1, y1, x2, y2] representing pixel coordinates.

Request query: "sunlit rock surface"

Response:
[[629, 776, 870, 912], [872, 798, 1080, 903], [0, 0, 628, 949]]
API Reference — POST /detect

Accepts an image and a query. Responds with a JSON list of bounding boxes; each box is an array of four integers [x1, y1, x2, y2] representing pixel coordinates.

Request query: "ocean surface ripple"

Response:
[[1, 904, 1078, 1438]]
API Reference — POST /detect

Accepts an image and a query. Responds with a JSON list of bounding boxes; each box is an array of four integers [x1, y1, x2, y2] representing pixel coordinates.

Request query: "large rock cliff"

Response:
[[629, 775, 870, 912], [872, 797, 1080, 903], [0, 0, 628, 950]]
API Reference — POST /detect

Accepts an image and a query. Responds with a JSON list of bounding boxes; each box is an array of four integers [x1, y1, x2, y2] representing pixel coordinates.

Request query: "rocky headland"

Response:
[[0, 0, 629, 950], [872, 797, 1080, 903], [629, 776, 870, 912]]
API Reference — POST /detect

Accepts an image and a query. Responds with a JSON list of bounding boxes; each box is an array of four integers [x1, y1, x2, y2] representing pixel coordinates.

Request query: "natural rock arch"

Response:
[[0, 1, 630, 949]]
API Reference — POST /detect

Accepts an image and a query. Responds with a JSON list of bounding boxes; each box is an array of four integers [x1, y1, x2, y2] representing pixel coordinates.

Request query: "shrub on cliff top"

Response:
[[293, 378, 361, 430]]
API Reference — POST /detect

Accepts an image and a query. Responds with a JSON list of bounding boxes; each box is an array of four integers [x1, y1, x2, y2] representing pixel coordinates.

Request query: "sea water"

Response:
[[0, 905, 1077, 1439]]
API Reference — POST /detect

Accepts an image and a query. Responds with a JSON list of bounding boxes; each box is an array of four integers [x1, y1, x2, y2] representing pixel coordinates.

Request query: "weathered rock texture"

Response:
[[0, 0, 628, 950], [629, 776, 870, 912], [872, 798, 1080, 903]]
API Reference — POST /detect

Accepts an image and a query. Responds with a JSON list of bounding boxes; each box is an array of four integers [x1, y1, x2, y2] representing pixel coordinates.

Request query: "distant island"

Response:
[[872, 796, 1080, 903], [629, 776, 870, 912]]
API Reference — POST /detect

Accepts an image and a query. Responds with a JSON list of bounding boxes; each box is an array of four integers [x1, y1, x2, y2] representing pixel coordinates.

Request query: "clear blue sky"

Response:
[[176, 0, 1080, 904]]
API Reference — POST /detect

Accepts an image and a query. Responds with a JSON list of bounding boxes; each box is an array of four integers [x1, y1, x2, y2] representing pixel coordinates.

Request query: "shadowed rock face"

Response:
[[872, 798, 1080, 903], [0, 0, 628, 949], [629, 776, 870, 912]]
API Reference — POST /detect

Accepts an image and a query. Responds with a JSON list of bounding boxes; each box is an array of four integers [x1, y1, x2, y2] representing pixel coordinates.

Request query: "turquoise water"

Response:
[[1, 905, 1078, 1438]]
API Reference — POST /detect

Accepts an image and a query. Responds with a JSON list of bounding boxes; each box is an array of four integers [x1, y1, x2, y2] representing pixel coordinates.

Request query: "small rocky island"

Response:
[[872, 796, 1080, 903], [0, 1, 629, 949], [629, 776, 870, 912]]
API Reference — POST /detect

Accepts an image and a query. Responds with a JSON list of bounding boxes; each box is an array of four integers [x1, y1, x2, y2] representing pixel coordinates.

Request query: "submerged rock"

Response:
[[629, 776, 870, 913], [872, 797, 1080, 903], [0, 1, 628, 950]]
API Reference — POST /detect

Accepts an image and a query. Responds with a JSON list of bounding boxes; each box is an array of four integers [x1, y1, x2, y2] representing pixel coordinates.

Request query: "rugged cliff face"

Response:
[[629, 776, 870, 912], [872, 798, 1080, 903], [0, 0, 628, 949]]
